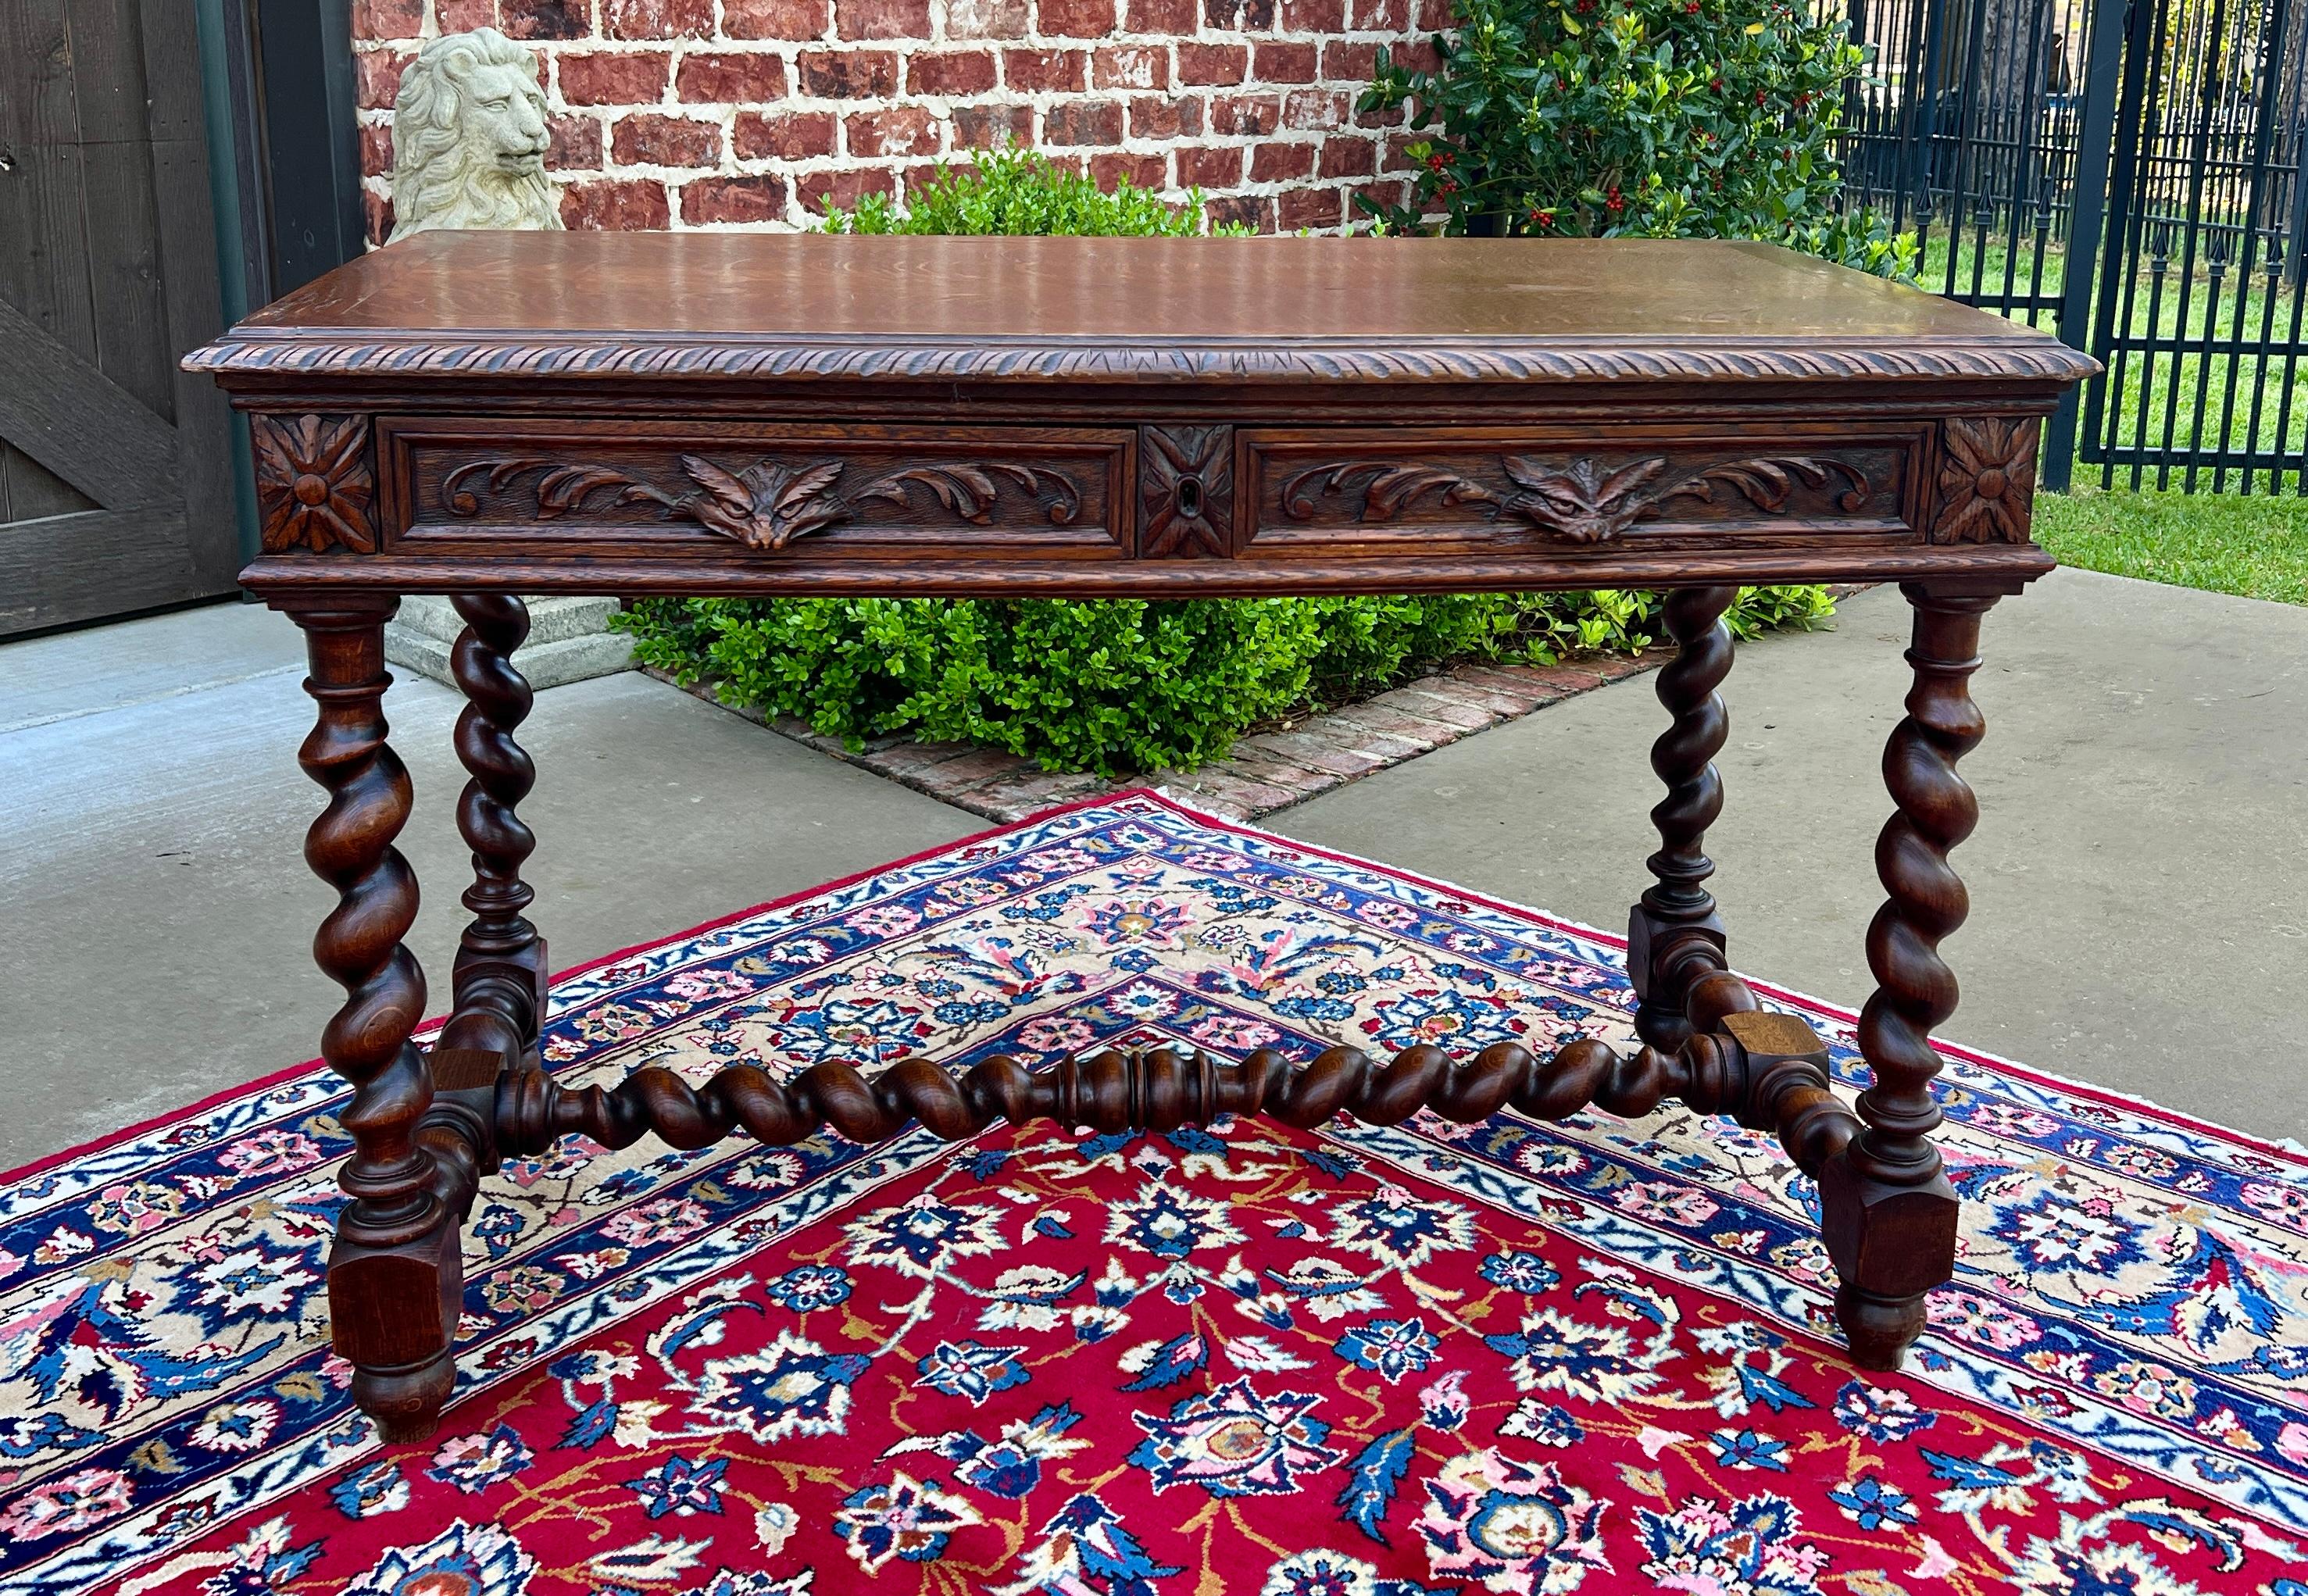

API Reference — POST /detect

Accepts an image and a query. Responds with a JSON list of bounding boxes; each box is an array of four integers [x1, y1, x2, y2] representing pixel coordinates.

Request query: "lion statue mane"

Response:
[[388, 27, 562, 242]]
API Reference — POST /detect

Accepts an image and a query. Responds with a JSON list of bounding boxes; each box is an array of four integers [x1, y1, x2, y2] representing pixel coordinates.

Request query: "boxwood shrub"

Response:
[[620, 587, 1832, 777], [618, 149, 1840, 777]]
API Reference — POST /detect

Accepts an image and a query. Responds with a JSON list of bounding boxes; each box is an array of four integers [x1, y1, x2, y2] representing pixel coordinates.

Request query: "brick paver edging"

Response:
[[646, 650, 1670, 820]]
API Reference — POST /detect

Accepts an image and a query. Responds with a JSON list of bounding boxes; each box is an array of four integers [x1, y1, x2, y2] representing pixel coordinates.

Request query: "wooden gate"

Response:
[[1, 1, 240, 637]]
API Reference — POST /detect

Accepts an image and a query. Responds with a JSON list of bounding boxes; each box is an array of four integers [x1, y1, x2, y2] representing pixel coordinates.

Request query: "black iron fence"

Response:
[[1827, 0, 2308, 491]]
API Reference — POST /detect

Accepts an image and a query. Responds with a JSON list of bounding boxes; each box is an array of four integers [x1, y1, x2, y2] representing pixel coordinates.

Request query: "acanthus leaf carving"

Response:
[[1281, 462, 1499, 521], [253, 414, 377, 554], [539, 464, 659, 519], [444, 457, 544, 515], [1660, 455, 1871, 516], [1279, 452, 1871, 542], [441, 452, 1084, 548]]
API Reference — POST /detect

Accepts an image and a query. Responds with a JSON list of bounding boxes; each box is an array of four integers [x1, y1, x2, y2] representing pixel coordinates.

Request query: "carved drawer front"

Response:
[[385, 421, 1133, 559], [1237, 428, 1925, 559]]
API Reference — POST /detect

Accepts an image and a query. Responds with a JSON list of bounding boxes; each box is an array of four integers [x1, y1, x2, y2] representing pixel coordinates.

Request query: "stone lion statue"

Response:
[[388, 27, 561, 241]]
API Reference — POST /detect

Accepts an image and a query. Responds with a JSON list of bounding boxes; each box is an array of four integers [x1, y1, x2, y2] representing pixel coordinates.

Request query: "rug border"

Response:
[[9, 782, 2298, 1189], [1123, 785, 2308, 1170], [12, 784, 2308, 1596]]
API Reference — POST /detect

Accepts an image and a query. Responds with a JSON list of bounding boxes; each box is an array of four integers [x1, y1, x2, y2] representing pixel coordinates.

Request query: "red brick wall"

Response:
[[352, 0, 1442, 243]]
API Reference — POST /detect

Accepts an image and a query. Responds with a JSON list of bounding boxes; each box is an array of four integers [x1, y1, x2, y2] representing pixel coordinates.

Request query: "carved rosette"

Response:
[[1933, 417, 2038, 544], [1139, 425, 1234, 559], [254, 414, 376, 553]]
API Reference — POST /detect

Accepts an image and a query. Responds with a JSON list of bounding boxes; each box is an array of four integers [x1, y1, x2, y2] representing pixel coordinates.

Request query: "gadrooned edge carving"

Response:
[[252, 413, 377, 554], [440, 452, 1084, 550], [188, 334, 2104, 386], [1931, 417, 2039, 544], [1280, 453, 1871, 544], [1138, 425, 1234, 558]]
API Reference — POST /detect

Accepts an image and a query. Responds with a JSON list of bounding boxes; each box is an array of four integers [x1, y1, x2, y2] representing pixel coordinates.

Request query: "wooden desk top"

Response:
[[190, 235, 2094, 598], [190, 233, 2094, 388]]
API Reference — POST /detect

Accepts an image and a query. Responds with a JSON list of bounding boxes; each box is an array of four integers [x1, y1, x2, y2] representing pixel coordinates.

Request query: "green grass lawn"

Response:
[[2035, 484, 2308, 604]]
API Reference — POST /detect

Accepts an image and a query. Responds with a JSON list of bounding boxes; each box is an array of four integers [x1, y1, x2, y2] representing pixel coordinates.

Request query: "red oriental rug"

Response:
[[3, 792, 2306, 1596]]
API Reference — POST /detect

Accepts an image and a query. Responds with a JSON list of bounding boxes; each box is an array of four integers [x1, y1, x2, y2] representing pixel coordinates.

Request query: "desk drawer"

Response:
[[382, 420, 1134, 560], [1231, 427, 1928, 559]]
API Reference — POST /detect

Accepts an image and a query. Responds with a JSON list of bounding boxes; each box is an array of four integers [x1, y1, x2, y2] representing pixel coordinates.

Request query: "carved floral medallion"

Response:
[[252, 414, 376, 554], [1278, 452, 1870, 543], [1138, 426, 1234, 559], [441, 453, 1082, 550], [1934, 417, 2038, 544]]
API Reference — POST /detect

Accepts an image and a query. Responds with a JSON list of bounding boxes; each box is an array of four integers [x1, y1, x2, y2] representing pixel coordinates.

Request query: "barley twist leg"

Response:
[[432, 598, 548, 1137], [1630, 586, 1757, 1049], [1823, 582, 1999, 1369], [280, 596, 457, 1441]]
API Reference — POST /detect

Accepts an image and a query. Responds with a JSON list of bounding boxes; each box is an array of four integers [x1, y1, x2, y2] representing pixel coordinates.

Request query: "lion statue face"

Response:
[[388, 27, 562, 242]]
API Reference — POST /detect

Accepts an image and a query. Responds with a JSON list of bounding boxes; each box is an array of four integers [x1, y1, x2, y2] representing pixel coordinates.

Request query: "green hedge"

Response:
[[620, 150, 1840, 777], [821, 144, 1248, 237], [620, 587, 1833, 777]]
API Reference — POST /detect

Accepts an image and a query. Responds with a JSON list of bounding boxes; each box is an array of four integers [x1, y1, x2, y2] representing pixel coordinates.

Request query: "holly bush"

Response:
[[1360, 0, 1917, 277]]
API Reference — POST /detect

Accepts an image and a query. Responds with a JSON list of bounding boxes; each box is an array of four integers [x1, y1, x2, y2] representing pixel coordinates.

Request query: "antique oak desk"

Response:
[[189, 233, 2094, 1441]]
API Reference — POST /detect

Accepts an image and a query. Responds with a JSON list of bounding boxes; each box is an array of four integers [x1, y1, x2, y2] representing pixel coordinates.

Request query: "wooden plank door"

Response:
[[0, 0, 240, 637]]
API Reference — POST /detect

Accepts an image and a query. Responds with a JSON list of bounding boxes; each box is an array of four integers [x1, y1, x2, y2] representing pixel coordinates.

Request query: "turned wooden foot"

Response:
[[1823, 1163, 1960, 1369], [1819, 580, 2004, 1369], [281, 594, 460, 1442], [338, 1221, 463, 1442], [356, 1360, 461, 1446], [1833, 1282, 1938, 1371]]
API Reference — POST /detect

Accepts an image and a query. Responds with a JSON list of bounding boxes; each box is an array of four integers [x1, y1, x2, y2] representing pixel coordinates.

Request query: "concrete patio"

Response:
[[2, 565, 2300, 1171]]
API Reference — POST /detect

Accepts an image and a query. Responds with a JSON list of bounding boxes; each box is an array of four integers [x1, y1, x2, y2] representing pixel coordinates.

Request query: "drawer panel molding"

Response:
[[1277, 450, 1873, 546], [439, 451, 1084, 551]]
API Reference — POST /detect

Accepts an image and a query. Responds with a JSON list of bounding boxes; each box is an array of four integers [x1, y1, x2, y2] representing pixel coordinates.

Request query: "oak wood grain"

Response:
[[188, 234, 2099, 388]]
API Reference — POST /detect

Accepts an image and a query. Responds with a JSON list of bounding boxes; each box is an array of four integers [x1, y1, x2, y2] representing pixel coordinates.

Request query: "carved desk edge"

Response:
[[184, 327, 2104, 387]]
